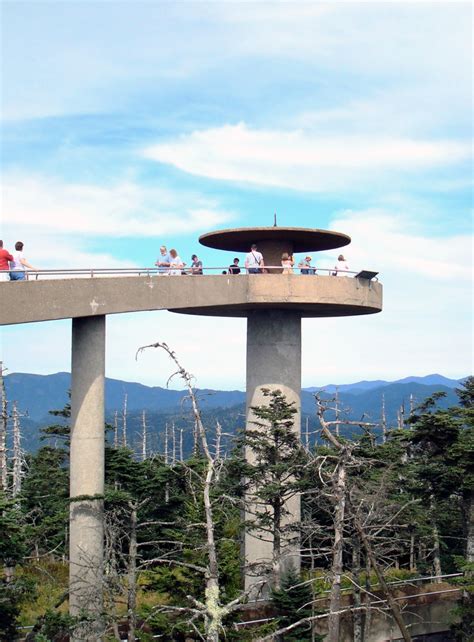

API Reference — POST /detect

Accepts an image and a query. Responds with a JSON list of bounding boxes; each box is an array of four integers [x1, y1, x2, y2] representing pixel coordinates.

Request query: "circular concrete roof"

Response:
[[199, 226, 351, 252]]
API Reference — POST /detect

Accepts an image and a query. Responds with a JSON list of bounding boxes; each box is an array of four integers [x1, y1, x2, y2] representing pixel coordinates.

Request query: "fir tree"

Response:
[[271, 566, 322, 642]]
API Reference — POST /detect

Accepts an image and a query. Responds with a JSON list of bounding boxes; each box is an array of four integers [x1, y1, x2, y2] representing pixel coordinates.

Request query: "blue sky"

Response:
[[1, 1, 472, 389]]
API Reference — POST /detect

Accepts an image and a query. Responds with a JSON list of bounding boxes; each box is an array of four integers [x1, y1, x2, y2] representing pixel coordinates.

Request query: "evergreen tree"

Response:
[[241, 388, 307, 589], [271, 566, 322, 641], [21, 446, 69, 556], [0, 493, 31, 638]]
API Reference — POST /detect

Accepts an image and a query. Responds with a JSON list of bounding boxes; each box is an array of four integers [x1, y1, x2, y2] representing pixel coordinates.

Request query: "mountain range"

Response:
[[3, 371, 468, 453]]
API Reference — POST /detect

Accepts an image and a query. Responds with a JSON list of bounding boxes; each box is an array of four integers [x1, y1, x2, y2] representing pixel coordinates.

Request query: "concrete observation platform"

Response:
[[1, 225, 382, 622], [0, 272, 382, 325]]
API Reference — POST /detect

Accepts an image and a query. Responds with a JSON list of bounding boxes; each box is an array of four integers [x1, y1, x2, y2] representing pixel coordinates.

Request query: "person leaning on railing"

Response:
[[229, 258, 241, 274], [155, 245, 171, 275], [190, 254, 203, 275], [168, 249, 185, 275], [298, 255, 316, 275], [332, 254, 350, 276], [9, 241, 37, 281]]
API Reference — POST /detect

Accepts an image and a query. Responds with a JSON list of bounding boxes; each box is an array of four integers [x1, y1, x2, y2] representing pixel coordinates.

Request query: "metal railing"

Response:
[[0, 266, 365, 280]]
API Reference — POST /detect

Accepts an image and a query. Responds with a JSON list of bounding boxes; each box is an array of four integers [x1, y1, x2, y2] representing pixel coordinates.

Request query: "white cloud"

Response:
[[2, 3, 469, 123], [328, 209, 472, 283], [2, 173, 233, 238], [143, 123, 470, 192]]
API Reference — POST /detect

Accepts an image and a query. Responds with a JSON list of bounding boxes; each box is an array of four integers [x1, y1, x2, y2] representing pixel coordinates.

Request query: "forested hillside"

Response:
[[0, 362, 472, 641]]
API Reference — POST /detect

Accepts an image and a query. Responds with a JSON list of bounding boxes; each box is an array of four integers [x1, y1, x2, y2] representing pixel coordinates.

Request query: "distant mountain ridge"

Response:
[[4, 371, 467, 423], [305, 373, 466, 395], [4, 372, 467, 453], [4, 372, 244, 421]]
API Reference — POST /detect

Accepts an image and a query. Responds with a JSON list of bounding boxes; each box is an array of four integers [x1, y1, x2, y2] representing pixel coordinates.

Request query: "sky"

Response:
[[1, 1, 472, 390]]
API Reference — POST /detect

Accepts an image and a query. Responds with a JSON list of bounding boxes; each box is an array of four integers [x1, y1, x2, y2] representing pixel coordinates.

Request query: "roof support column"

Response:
[[245, 309, 301, 597], [70, 315, 105, 640]]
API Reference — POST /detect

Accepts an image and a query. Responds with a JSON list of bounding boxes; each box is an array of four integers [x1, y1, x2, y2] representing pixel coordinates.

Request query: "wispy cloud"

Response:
[[3, 173, 233, 238], [143, 123, 470, 192], [328, 209, 472, 283]]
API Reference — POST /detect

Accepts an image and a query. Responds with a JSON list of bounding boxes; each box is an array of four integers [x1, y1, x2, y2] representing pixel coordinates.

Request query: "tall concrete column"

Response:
[[70, 315, 105, 639], [245, 309, 301, 595]]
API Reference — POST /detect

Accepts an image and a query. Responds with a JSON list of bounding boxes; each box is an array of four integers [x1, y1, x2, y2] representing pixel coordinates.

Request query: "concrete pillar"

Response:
[[257, 239, 294, 273], [70, 315, 105, 639], [244, 309, 301, 596]]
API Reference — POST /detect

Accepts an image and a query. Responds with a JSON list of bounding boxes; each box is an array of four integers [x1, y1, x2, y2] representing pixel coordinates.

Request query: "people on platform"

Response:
[[298, 255, 316, 275], [332, 254, 350, 276], [245, 244, 264, 274], [155, 246, 171, 274], [0, 240, 14, 281], [168, 249, 185, 275], [288, 252, 295, 271], [9, 241, 37, 281], [281, 252, 294, 274], [190, 254, 203, 275], [229, 258, 241, 274]]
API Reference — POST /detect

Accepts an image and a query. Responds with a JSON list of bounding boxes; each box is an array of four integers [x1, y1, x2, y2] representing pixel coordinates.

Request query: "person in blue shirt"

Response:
[[155, 245, 171, 274]]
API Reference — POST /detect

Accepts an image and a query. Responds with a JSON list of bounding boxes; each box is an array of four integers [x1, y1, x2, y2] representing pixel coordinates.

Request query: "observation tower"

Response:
[[195, 225, 382, 593], [0, 223, 382, 623]]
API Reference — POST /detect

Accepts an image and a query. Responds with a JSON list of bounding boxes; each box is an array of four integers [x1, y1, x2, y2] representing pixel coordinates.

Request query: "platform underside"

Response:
[[171, 301, 380, 317]]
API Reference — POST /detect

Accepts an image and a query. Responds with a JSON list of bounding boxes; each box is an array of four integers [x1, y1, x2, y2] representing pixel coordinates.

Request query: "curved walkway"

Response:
[[0, 273, 382, 325]]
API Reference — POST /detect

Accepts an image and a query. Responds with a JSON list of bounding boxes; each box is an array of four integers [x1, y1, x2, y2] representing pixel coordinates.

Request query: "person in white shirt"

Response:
[[168, 249, 185, 275], [281, 252, 293, 274], [332, 254, 350, 276], [9, 241, 37, 281], [244, 244, 264, 274]]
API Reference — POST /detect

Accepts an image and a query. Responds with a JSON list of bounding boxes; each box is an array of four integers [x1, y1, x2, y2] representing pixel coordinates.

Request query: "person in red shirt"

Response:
[[0, 240, 13, 281]]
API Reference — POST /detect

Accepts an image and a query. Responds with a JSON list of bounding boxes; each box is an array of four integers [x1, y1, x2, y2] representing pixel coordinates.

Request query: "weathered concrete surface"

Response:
[[0, 274, 382, 325], [244, 310, 301, 597], [69, 316, 105, 640], [312, 583, 461, 641]]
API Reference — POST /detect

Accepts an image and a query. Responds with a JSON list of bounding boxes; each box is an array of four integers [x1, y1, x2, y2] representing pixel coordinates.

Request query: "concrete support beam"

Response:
[[70, 315, 105, 640], [245, 310, 301, 596]]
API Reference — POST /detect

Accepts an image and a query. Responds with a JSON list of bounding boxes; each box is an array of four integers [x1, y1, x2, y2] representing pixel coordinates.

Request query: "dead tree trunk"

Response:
[[463, 489, 474, 564], [352, 535, 362, 642], [381, 393, 387, 444], [122, 393, 128, 448], [12, 401, 24, 497], [138, 342, 235, 642], [334, 387, 340, 436], [363, 557, 372, 642], [127, 502, 137, 642], [352, 509, 412, 642], [327, 457, 347, 642], [0, 361, 8, 491], [432, 522, 443, 583], [171, 422, 176, 465], [409, 530, 416, 572], [113, 410, 118, 449], [141, 410, 147, 461]]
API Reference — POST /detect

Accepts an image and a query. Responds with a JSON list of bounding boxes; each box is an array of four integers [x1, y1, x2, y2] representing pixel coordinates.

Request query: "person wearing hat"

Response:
[[298, 255, 315, 275]]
